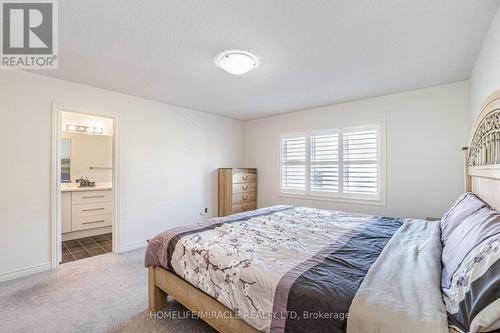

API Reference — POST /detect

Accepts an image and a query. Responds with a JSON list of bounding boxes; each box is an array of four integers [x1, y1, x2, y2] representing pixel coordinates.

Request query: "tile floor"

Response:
[[61, 233, 112, 263]]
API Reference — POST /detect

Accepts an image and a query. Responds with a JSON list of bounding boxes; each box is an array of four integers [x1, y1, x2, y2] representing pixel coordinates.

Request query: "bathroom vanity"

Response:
[[61, 186, 113, 241]]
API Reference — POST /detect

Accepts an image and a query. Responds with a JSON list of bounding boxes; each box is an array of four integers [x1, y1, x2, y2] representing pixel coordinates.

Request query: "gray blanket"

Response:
[[347, 220, 448, 333]]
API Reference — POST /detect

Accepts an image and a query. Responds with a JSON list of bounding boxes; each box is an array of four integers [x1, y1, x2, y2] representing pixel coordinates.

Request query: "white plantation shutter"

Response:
[[343, 128, 378, 197], [310, 130, 339, 194], [280, 134, 306, 193], [280, 124, 381, 201]]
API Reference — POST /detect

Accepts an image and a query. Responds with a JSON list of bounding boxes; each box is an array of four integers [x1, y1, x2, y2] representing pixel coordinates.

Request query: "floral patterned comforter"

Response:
[[145, 205, 446, 333]]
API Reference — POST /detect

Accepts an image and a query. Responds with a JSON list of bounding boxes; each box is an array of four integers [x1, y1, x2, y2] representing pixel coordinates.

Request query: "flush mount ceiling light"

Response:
[[215, 50, 258, 75]]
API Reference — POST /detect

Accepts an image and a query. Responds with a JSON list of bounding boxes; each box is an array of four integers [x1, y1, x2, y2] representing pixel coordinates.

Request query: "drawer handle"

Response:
[[241, 176, 248, 181], [242, 185, 248, 190], [242, 195, 248, 200], [242, 206, 248, 210], [82, 195, 105, 199], [82, 219, 105, 225], [82, 208, 105, 212]]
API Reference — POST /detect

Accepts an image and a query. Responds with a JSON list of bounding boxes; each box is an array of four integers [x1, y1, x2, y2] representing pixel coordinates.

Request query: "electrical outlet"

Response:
[[200, 208, 208, 216]]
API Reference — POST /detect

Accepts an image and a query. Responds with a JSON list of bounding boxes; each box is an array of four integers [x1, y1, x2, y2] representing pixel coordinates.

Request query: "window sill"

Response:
[[277, 192, 387, 207]]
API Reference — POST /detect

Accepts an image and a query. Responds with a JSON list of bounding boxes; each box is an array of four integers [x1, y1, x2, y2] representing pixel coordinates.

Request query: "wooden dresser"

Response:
[[218, 168, 257, 216]]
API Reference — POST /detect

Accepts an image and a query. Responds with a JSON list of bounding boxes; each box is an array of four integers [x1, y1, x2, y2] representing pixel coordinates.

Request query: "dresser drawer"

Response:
[[232, 192, 256, 204], [72, 190, 112, 204], [72, 201, 113, 218], [232, 202, 256, 214], [232, 172, 256, 184], [72, 214, 112, 231], [232, 182, 256, 194]]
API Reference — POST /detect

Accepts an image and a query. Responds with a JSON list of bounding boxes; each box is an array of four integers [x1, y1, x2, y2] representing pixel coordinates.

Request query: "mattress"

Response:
[[145, 205, 448, 333]]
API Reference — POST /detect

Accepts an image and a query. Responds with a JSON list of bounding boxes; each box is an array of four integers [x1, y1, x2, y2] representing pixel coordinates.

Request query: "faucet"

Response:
[[76, 176, 95, 187]]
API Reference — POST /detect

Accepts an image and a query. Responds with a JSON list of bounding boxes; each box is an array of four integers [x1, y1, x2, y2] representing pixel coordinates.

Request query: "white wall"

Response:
[[244, 81, 469, 219], [0, 70, 243, 280], [470, 5, 500, 124]]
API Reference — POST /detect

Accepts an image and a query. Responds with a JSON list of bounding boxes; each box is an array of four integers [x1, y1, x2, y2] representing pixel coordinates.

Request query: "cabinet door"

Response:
[[61, 192, 72, 233]]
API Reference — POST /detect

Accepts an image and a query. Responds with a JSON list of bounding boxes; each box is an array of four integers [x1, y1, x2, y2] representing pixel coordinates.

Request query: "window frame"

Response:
[[278, 120, 386, 206]]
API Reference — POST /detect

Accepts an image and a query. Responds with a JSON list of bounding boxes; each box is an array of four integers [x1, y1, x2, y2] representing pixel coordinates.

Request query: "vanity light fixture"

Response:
[[66, 124, 104, 134], [215, 50, 258, 75]]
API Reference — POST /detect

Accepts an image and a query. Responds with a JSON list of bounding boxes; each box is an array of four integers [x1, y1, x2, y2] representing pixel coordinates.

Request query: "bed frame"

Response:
[[148, 265, 259, 333], [464, 90, 500, 210], [148, 90, 500, 333]]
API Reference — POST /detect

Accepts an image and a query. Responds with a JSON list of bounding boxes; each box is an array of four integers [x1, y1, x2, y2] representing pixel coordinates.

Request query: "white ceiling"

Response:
[[35, 0, 499, 120]]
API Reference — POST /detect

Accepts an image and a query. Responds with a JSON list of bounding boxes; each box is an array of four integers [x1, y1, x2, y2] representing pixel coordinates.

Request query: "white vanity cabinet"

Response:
[[61, 188, 112, 240], [61, 192, 72, 233]]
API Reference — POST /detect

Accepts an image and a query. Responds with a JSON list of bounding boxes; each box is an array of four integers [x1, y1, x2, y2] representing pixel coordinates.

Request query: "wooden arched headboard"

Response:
[[464, 90, 500, 210]]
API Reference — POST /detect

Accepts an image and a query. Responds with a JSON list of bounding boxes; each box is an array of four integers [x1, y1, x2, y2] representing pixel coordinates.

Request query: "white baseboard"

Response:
[[0, 262, 52, 283], [118, 240, 147, 253]]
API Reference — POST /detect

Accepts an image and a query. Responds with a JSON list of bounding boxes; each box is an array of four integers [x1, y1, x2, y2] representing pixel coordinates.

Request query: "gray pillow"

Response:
[[440, 193, 500, 333]]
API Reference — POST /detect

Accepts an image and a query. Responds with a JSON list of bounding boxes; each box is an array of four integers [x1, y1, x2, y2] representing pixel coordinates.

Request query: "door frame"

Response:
[[50, 103, 119, 268]]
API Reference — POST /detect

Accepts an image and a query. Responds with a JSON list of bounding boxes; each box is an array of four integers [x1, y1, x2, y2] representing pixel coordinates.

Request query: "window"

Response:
[[280, 124, 384, 203], [310, 130, 339, 194], [280, 134, 306, 193], [342, 128, 378, 196]]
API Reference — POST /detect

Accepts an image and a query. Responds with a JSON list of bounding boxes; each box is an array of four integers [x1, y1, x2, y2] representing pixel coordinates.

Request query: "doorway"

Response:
[[51, 105, 118, 267]]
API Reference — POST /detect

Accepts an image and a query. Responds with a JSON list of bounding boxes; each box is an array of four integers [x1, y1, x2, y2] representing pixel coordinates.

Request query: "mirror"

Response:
[[61, 138, 71, 183]]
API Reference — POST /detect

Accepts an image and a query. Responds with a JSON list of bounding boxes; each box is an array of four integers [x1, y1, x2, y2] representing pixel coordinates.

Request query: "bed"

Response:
[[145, 90, 500, 333]]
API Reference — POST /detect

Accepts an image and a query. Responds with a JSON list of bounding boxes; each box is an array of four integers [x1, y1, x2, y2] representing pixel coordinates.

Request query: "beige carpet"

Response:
[[0, 248, 216, 333]]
